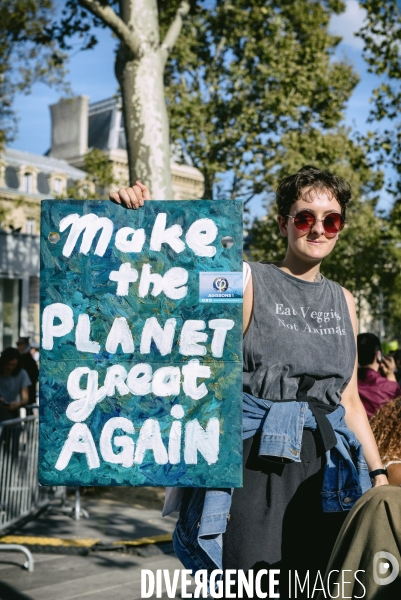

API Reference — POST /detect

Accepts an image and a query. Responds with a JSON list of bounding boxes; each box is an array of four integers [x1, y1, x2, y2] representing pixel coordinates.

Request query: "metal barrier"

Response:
[[0, 414, 66, 570]]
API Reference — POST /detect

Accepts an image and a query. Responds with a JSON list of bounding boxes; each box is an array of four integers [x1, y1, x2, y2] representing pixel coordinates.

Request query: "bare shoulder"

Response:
[[341, 286, 357, 333], [243, 269, 254, 335], [341, 286, 356, 310]]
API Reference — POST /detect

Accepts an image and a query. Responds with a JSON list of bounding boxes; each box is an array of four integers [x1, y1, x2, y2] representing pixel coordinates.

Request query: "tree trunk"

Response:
[[116, 0, 173, 199]]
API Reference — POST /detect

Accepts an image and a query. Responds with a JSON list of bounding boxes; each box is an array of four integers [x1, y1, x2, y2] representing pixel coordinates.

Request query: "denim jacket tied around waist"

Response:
[[173, 392, 371, 574]]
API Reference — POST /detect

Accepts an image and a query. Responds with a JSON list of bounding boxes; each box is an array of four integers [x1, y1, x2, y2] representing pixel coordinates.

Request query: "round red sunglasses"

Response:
[[286, 209, 345, 237]]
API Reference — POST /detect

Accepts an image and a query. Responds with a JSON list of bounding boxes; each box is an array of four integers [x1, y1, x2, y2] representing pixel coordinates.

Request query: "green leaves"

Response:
[[357, 0, 401, 199], [84, 147, 115, 191], [58, 148, 116, 199], [160, 0, 359, 200], [0, 0, 68, 145]]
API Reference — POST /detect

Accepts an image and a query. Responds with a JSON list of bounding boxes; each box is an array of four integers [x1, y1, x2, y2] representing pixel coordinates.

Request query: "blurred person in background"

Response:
[[357, 333, 400, 419], [370, 396, 401, 485], [0, 347, 31, 422], [30, 343, 40, 366], [16, 336, 39, 405], [394, 349, 401, 384]]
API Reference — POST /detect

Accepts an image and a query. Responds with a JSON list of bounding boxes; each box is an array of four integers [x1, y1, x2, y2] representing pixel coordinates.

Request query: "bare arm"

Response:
[[341, 288, 388, 487], [243, 272, 254, 335]]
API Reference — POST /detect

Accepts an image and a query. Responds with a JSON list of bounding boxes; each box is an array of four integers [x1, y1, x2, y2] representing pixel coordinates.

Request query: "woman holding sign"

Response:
[[111, 167, 388, 597]]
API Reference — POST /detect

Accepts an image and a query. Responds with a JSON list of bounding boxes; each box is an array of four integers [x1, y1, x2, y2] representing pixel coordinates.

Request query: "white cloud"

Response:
[[329, 0, 367, 50]]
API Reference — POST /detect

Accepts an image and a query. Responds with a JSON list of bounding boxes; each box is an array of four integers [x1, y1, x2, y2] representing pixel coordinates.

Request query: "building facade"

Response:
[[49, 96, 204, 200]]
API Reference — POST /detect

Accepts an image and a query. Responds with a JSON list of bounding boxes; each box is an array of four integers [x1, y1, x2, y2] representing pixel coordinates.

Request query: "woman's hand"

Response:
[[109, 181, 151, 209], [372, 474, 389, 487]]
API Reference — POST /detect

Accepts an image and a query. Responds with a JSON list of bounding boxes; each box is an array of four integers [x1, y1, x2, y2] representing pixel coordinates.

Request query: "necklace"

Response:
[[314, 272, 323, 282]]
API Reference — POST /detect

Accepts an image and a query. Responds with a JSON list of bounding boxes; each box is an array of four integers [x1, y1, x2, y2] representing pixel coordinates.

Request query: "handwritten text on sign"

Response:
[[39, 200, 243, 487]]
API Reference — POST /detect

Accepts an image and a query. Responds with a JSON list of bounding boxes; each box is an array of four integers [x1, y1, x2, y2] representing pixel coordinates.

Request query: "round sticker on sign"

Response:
[[213, 277, 229, 293]]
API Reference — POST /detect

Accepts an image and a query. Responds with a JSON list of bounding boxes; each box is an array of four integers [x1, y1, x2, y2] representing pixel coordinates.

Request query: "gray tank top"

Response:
[[243, 262, 356, 405]]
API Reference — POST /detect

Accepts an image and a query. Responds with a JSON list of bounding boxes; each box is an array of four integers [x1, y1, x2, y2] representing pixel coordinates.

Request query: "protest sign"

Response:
[[39, 200, 243, 487]]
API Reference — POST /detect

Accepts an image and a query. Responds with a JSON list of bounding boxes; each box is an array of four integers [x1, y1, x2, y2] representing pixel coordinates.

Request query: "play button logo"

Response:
[[373, 552, 399, 585]]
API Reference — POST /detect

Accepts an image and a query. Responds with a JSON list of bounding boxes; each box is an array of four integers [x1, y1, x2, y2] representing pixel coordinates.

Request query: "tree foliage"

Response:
[[59, 148, 115, 199], [357, 0, 401, 199], [9, 0, 358, 202], [385, 199, 401, 337], [0, 0, 67, 146], [84, 147, 115, 192], [160, 0, 358, 200], [354, 0, 401, 335]]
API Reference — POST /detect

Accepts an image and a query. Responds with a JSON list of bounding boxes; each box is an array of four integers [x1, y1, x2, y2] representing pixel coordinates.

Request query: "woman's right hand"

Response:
[[109, 180, 151, 209]]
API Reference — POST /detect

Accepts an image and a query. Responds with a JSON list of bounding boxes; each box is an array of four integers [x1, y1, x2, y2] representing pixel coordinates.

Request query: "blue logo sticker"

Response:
[[199, 271, 243, 303]]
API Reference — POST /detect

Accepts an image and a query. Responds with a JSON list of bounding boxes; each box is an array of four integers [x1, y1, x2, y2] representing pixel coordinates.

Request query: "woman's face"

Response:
[[2, 359, 18, 376], [277, 187, 342, 264]]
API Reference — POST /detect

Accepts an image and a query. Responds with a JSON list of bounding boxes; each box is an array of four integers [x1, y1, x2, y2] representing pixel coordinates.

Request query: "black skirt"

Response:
[[223, 430, 347, 598]]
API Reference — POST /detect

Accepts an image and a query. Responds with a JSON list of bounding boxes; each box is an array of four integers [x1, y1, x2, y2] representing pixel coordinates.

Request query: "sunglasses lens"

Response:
[[293, 211, 315, 231], [324, 213, 344, 234]]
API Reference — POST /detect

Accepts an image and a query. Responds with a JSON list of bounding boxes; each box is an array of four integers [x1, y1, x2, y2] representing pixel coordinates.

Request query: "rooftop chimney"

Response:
[[49, 96, 89, 160]]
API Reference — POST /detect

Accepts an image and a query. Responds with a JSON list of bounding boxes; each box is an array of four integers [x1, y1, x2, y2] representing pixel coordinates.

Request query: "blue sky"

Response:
[[9, 0, 397, 216]]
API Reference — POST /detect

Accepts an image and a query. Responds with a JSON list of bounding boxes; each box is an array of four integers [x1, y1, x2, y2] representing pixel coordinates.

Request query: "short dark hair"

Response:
[[0, 347, 22, 376], [276, 165, 352, 218], [357, 333, 381, 366]]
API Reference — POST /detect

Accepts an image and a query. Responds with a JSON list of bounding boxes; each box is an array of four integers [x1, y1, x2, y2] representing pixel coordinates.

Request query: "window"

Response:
[[23, 172, 33, 194], [0, 278, 20, 351], [37, 172, 50, 194], [54, 178, 63, 194], [5, 166, 19, 189], [26, 218, 36, 235]]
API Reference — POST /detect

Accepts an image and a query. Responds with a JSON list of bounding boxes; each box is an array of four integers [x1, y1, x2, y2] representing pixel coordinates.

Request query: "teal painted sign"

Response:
[[39, 200, 243, 487]]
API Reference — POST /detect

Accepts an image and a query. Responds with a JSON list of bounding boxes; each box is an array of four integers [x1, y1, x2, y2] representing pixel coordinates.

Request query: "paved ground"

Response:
[[0, 488, 189, 600]]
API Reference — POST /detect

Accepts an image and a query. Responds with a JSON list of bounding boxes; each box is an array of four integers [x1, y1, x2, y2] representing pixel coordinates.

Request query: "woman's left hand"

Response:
[[372, 474, 389, 487]]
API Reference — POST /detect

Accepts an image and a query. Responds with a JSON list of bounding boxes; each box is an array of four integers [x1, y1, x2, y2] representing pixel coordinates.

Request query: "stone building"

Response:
[[0, 150, 87, 349], [49, 95, 204, 200], [0, 148, 88, 234], [0, 95, 204, 350]]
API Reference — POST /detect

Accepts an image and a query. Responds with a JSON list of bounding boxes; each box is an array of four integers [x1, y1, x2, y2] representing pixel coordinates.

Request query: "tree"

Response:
[[52, 0, 358, 202], [357, 0, 401, 199], [59, 148, 116, 199], [355, 0, 401, 334], [384, 200, 401, 338], [53, 0, 194, 199], [84, 147, 116, 194], [161, 0, 359, 200], [0, 0, 67, 147]]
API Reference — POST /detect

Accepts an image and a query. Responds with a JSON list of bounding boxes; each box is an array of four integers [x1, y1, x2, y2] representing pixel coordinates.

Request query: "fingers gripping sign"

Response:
[[109, 180, 152, 208]]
